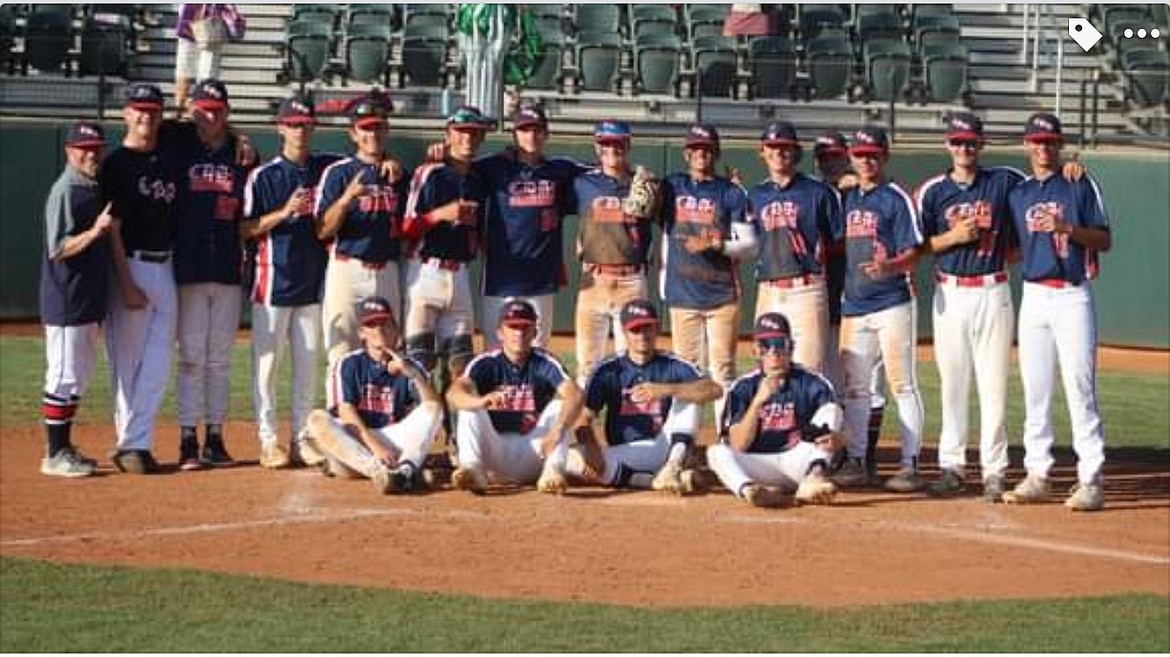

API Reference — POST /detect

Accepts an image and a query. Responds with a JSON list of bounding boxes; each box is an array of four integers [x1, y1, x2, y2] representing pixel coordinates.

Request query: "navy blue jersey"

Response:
[[1009, 173, 1109, 284], [99, 146, 180, 254], [584, 351, 703, 446], [476, 151, 586, 296], [40, 166, 110, 326], [571, 168, 655, 266], [841, 181, 923, 316], [721, 367, 837, 453], [173, 136, 248, 286], [918, 166, 1024, 277], [314, 156, 409, 264], [244, 154, 338, 306], [747, 173, 843, 281], [330, 349, 426, 429], [463, 348, 570, 435], [660, 173, 749, 309], [402, 161, 490, 262]]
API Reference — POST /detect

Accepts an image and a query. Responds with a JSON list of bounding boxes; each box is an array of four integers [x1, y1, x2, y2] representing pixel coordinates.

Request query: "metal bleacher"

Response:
[[0, 3, 1165, 145]]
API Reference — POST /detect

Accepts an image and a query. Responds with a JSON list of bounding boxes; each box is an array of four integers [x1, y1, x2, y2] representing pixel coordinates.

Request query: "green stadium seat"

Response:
[[692, 35, 738, 98], [575, 5, 623, 37], [404, 12, 449, 31], [348, 5, 399, 32], [857, 11, 905, 42], [576, 32, 623, 92], [865, 39, 912, 102], [79, 18, 128, 77], [292, 4, 339, 29], [527, 43, 563, 90], [688, 21, 724, 39], [401, 36, 446, 86], [635, 33, 681, 95], [346, 23, 392, 84], [533, 15, 567, 45], [1123, 48, 1169, 107], [633, 18, 677, 41], [402, 23, 449, 40], [23, 10, 73, 75], [922, 43, 968, 103], [686, 5, 728, 25], [798, 4, 845, 39], [806, 34, 854, 100], [749, 36, 796, 99]]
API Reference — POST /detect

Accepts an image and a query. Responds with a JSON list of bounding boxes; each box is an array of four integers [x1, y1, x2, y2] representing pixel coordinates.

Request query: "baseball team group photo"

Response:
[[1, 2, 1168, 653]]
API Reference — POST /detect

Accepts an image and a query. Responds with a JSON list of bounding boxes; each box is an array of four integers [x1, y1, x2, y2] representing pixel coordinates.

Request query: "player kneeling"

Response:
[[303, 297, 442, 494], [568, 299, 722, 494], [446, 299, 584, 495], [707, 313, 846, 508]]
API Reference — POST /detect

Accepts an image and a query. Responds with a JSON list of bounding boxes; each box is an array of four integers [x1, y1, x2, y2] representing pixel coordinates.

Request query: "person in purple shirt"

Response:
[[833, 126, 926, 493], [658, 123, 758, 422], [173, 4, 245, 114], [1002, 113, 1112, 512], [569, 299, 722, 494]]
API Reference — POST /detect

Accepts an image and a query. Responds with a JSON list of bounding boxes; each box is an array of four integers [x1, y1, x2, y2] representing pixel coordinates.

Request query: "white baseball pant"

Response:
[[177, 282, 241, 427], [574, 270, 649, 386], [43, 323, 100, 417], [106, 258, 177, 451], [322, 257, 401, 402], [481, 294, 555, 350], [455, 400, 570, 484], [839, 301, 923, 467], [707, 403, 843, 495], [754, 277, 830, 375], [1017, 281, 1105, 485], [403, 259, 474, 354], [252, 302, 320, 446], [305, 401, 442, 479], [565, 400, 700, 486], [932, 277, 1013, 480]]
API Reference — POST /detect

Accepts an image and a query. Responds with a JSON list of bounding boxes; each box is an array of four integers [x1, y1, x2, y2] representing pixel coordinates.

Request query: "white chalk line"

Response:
[[3, 495, 1167, 566]]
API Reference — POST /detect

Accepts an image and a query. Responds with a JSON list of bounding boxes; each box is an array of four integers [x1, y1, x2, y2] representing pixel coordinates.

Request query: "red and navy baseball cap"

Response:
[[685, 122, 721, 149], [276, 96, 316, 125], [813, 131, 849, 158], [945, 112, 984, 141], [357, 296, 394, 326], [125, 83, 164, 111], [350, 99, 388, 129], [754, 312, 792, 340], [1023, 112, 1063, 142], [620, 299, 660, 330], [192, 78, 229, 110], [512, 103, 548, 130], [760, 120, 800, 147], [849, 126, 889, 156], [499, 298, 538, 328], [594, 119, 631, 144], [447, 105, 494, 131], [65, 121, 106, 149]]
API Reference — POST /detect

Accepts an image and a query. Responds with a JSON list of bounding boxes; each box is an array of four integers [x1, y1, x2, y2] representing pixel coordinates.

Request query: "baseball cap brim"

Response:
[[595, 135, 629, 144], [849, 145, 885, 156], [353, 117, 387, 129], [279, 115, 316, 125], [67, 139, 106, 149], [623, 317, 659, 330], [193, 99, 228, 111], [501, 318, 536, 328], [762, 138, 799, 147], [946, 131, 982, 141], [126, 101, 163, 111], [1025, 132, 1062, 142], [755, 331, 789, 340], [360, 311, 392, 326], [449, 122, 491, 132], [685, 138, 718, 148], [814, 146, 847, 156], [514, 118, 546, 129]]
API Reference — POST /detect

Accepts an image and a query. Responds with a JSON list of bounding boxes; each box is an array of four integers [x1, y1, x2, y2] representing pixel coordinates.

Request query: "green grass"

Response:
[[3, 335, 1167, 450], [2, 558, 1167, 653]]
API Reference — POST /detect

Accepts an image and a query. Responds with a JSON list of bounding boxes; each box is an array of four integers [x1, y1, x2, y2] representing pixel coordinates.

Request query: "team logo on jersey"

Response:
[[496, 383, 537, 413], [358, 383, 395, 417], [188, 164, 236, 193], [759, 400, 801, 448], [507, 180, 556, 208], [590, 196, 631, 224], [760, 200, 800, 231], [845, 209, 878, 237], [137, 176, 177, 203], [675, 196, 718, 225], [1025, 201, 1070, 258], [945, 201, 996, 257], [358, 186, 400, 214]]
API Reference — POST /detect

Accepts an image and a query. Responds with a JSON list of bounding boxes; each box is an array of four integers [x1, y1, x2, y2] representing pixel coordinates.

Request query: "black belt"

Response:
[[129, 250, 171, 263]]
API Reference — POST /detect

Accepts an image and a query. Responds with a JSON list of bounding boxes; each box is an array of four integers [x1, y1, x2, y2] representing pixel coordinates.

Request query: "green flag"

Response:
[[456, 4, 545, 87]]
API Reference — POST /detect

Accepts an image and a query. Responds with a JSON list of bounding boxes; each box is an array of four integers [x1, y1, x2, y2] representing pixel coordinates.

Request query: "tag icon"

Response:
[[1069, 18, 1103, 52]]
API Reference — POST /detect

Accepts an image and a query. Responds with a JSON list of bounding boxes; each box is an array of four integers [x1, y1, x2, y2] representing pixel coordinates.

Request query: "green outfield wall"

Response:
[[2, 120, 1166, 348]]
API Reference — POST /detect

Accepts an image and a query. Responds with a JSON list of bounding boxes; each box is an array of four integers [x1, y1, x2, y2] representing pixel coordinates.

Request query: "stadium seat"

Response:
[[23, 10, 74, 75], [79, 18, 128, 77], [692, 35, 738, 98], [404, 12, 450, 31], [292, 5, 339, 30], [635, 33, 681, 95], [685, 5, 729, 25], [1123, 48, 1169, 107], [574, 5, 623, 38], [633, 18, 678, 41], [346, 23, 392, 84], [285, 20, 332, 83], [857, 10, 905, 42], [401, 36, 447, 86], [916, 23, 961, 54], [533, 15, 567, 45], [348, 5, 399, 32], [527, 42, 563, 91], [865, 38, 912, 101], [806, 33, 854, 100], [748, 36, 796, 99], [922, 42, 968, 103], [576, 31, 623, 92], [688, 22, 724, 39], [402, 22, 449, 41], [531, 5, 566, 21], [797, 4, 845, 39]]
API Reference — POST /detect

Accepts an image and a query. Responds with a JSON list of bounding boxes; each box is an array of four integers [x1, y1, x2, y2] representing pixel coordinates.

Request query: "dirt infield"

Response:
[[2, 421, 1167, 608]]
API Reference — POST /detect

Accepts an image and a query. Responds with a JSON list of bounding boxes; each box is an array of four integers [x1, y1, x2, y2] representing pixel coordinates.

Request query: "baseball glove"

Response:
[[623, 165, 661, 220]]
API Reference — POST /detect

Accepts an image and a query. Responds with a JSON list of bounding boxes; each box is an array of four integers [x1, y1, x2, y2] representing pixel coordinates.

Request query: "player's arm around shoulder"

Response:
[[1067, 175, 1112, 251]]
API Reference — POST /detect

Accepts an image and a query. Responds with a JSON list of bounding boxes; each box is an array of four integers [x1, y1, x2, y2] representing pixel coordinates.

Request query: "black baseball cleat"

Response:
[[200, 428, 234, 466], [178, 432, 203, 471], [111, 449, 161, 475]]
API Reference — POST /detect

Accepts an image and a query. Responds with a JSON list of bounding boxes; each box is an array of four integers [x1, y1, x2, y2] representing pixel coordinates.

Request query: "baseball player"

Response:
[[99, 84, 182, 475], [172, 78, 248, 470], [814, 132, 887, 478], [1003, 112, 1112, 511], [571, 120, 660, 387], [401, 105, 492, 396], [447, 299, 585, 494], [708, 313, 845, 508], [475, 103, 586, 349], [833, 126, 926, 493], [303, 296, 442, 494], [747, 121, 843, 376], [658, 123, 757, 419], [315, 99, 410, 394], [568, 299, 722, 493], [241, 96, 337, 469], [37, 121, 113, 477]]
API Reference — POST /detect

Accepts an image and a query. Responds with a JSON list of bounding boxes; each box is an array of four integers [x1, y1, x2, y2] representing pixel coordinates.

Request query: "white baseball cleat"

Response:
[[451, 466, 488, 495], [1002, 475, 1049, 504], [651, 462, 684, 494], [795, 472, 839, 505], [259, 443, 291, 470], [1065, 480, 1105, 512], [742, 484, 786, 509], [537, 468, 568, 494]]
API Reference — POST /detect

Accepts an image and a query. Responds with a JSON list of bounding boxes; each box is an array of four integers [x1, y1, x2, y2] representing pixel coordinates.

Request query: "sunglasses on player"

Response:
[[947, 139, 980, 150], [757, 336, 793, 353]]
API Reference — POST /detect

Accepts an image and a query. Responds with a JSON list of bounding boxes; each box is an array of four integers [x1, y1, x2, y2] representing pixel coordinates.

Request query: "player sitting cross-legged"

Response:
[[567, 299, 723, 494], [302, 296, 442, 494], [707, 313, 846, 508], [446, 299, 584, 495]]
